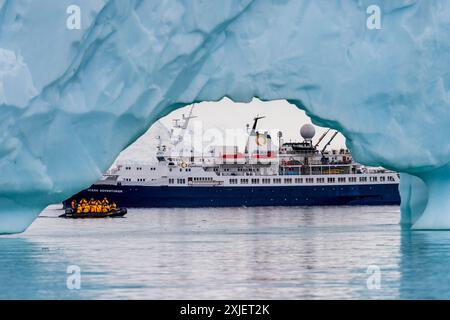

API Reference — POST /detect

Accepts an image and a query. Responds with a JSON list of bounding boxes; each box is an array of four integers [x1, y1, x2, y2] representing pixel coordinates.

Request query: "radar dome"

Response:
[[300, 124, 316, 140]]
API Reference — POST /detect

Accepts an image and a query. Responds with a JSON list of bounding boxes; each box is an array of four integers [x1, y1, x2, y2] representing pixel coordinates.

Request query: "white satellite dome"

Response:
[[300, 124, 315, 140]]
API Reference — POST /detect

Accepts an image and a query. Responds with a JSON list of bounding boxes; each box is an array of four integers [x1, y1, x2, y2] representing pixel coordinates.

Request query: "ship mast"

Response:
[[170, 104, 197, 147]]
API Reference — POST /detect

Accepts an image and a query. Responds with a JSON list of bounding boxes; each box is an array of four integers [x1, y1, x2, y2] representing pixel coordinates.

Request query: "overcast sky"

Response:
[[118, 98, 346, 163]]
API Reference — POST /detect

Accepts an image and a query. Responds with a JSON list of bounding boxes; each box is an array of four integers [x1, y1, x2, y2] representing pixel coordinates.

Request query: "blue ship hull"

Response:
[[64, 183, 401, 208]]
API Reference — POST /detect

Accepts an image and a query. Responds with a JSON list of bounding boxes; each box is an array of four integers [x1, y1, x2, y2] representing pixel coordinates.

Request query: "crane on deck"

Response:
[[321, 131, 339, 154], [314, 129, 331, 148]]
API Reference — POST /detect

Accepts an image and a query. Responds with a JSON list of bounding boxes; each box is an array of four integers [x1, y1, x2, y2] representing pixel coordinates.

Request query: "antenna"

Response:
[[156, 135, 162, 148], [277, 131, 283, 151]]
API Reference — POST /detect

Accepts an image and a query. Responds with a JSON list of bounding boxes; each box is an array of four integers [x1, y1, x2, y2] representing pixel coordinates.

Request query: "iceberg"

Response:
[[0, 0, 449, 233]]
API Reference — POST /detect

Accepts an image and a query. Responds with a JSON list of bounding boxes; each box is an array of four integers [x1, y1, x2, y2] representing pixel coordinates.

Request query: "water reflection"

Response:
[[399, 230, 450, 299], [0, 238, 83, 299], [1, 205, 450, 299]]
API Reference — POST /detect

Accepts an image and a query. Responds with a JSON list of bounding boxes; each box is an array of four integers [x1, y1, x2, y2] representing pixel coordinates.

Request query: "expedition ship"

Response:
[[64, 108, 400, 208]]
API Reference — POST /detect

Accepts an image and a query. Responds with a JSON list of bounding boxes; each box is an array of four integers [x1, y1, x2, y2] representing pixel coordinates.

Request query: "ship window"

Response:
[[316, 178, 325, 183], [241, 179, 249, 184], [370, 177, 377, 182], [230, 179, 238, 184], [388, 176, 395, 182], [380, 176, 386, 182], [284, 178, 292, 184], [273, 178, 281, 184], [349, 177, 357, 183], [338, 177, 346, 183], [169, 179, 174, 184], [306, 178, 314, 183], [359, 177, 367, 182], [262, 178, 270, 184], [251, 179, 260, 184]]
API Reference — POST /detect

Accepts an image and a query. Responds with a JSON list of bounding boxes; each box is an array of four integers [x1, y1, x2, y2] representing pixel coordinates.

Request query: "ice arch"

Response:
[[0, 0, 449, 233]]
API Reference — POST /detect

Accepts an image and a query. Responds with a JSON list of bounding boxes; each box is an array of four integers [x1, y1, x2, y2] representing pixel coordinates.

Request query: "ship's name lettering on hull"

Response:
[[87, 189, 123, 193]]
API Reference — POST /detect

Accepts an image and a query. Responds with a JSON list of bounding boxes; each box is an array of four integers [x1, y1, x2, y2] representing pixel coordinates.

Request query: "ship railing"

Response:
[[188, 181, 224, 186]]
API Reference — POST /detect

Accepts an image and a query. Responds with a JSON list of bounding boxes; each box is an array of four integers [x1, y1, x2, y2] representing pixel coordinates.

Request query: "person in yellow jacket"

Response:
[[83, 204, 90, 213], [96, 201, 103, 214], [102, 204, 110, 213], [110, 202, 117, 210], [88, 199, 95, 213]]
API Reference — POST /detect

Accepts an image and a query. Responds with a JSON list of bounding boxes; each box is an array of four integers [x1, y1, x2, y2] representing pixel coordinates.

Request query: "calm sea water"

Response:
[[1, 205, 450, 300]]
